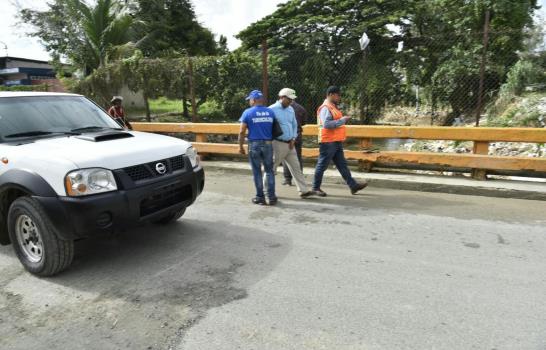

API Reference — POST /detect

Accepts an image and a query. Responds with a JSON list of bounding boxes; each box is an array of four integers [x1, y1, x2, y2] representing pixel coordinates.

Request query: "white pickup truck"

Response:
[[0, 92, 204, 276]]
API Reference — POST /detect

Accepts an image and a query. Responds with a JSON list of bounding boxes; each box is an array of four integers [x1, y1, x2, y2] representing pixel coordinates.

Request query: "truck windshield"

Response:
[[0, 96, 122, 142]]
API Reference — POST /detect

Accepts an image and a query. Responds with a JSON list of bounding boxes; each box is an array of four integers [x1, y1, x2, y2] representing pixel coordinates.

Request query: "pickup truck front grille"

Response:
[[122, 155, 186, 182], [170, 155, 185, 171], [124, 164, 154, 182], [140, 183, 193, 217]]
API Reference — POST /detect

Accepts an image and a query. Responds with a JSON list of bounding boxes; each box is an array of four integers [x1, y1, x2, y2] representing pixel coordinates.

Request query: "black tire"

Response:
[[8, 197, 74, 277], [152, 208, 186, 225]]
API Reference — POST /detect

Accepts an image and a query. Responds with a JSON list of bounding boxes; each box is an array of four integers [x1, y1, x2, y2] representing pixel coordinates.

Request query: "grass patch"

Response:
[[126, 97, 184, 119], [126, 97, 231, 123], [150, 97, 183, 114]]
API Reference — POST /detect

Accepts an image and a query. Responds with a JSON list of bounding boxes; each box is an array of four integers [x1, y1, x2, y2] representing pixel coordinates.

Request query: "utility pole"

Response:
[[415, 85, 420, 115], [188, 58, 198, 123], [261, 39, 269, 102], [476, 9, 490, 127], [360, 32, 370, 123]]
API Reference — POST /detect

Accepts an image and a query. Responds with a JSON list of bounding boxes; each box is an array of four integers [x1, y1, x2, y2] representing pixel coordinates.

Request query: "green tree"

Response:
[[238, 0, 409, 123], [238, 0, 540, 124], [209, 51, 263, 118], [20, 0, 135, 74], [20, 0, 86, 70], [72, 0, 133, 66], [486, 16, 546, 122], [122, 53, 186, 121], [217, 35, 229, 55], [134, 0, 218, 57], [400, 0, 539, 124], [72, 0, 134, 68]]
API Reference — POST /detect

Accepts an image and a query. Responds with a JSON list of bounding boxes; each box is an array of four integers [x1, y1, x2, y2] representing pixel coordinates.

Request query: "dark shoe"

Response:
[[300, 191, 313, 198], [313, 189, 327, 197], [282, 179, 293, 186], [351, 182, 368, 195], [252, 197, 266, 205], [268, 197, 278, 206]]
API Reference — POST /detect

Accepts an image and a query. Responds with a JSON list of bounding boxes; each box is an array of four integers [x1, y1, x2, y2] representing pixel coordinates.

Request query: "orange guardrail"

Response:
[[132, 122, 546, 180]]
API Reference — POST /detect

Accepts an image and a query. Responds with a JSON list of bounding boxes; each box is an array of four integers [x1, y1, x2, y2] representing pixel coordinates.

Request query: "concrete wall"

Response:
[[118, 85, 145, 109]]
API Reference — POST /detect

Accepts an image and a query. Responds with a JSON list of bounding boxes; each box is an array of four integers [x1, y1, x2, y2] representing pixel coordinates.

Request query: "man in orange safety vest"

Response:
[[312, 86, 368, 196]]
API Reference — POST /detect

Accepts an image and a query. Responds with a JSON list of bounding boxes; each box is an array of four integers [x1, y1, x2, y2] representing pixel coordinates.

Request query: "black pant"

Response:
[[312, 141, 358, 190], [282, 138, 303, 181]]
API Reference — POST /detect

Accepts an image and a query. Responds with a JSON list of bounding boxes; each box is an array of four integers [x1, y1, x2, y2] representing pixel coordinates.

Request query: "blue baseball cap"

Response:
[[245, 90, 264, 100]]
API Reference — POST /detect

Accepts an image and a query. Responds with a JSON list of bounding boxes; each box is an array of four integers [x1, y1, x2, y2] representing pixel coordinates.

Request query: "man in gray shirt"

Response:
[[282, 100, 308, 186]]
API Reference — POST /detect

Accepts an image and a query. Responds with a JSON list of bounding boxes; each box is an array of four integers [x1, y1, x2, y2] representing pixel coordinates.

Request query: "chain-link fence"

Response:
[[73, 21, 545, 127], [262, 28, 542, 127]]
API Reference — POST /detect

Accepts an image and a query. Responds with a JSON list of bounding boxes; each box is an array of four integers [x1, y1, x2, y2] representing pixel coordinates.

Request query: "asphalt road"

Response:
[[1, 169, 545, 350]]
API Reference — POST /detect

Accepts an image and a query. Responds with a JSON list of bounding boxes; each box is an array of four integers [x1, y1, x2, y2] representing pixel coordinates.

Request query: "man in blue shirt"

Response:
[[238, 90, 277, 205], [268, 88, 313, 198]]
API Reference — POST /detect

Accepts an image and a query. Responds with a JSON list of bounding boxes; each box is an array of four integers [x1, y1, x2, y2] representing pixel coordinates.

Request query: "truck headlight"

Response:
[[65, 169, 117, 196], [186, 147, 200, 168]]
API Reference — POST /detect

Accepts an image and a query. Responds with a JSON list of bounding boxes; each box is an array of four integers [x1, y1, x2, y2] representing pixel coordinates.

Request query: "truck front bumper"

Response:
[[35, 164, 204, 240]]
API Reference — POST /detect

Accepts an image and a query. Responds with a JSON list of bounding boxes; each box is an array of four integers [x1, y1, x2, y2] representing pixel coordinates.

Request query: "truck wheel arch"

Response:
[[0, 170, 58, 245]]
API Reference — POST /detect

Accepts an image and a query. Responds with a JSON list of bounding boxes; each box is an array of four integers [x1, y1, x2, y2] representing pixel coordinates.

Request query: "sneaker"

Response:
[[351, 182, 368, 195], [313, 189, 327, 197], [282, 179, 293, 186], [252, 197, 266, 205], [300, 191, 314, 198], [268, 197, 278, 206]]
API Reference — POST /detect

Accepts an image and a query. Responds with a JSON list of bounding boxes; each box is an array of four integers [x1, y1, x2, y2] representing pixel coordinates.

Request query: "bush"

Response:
[[487, 93, 546, 127], [0, 84, 48, 92], [198, 100, 225, 122], [499, 60, 541, 97], [487, 57, 546, 121]]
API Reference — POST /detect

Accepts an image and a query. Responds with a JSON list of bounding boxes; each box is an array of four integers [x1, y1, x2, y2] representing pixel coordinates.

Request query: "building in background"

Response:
[[0, 56, 65, 91]]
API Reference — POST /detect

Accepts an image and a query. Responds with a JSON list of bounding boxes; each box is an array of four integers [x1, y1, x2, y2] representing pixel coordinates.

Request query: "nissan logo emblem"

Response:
[[155, 162, 167, 175]]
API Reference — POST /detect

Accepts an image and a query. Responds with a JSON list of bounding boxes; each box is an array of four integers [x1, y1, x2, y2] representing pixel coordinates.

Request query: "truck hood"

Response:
[[13, 131, 191, 170]]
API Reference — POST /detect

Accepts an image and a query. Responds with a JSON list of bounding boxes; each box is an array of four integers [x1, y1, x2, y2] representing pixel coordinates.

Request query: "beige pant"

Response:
[[264, 140, 309, 194]]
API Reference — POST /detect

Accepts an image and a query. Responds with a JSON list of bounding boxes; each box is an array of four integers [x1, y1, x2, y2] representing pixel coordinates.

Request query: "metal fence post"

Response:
[[261, 39, 269, 102], [360, 49, 369, 124], [188, 58, 198, 123], [475, 9, 491, 127]]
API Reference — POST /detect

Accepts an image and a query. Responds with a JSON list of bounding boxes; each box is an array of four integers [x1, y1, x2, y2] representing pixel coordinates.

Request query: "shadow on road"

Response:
[[0, 218, 291, 350]]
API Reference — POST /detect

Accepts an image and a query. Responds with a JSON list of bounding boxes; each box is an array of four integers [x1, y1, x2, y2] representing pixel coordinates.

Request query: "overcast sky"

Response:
[[0, 0, 544, 61], [0, 0, 285, 61], [193, 0, 284, 49]]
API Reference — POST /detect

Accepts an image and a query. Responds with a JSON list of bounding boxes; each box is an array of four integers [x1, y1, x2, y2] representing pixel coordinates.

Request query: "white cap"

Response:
[[278, 88, 297, 100], [111, 95, 123, 103]]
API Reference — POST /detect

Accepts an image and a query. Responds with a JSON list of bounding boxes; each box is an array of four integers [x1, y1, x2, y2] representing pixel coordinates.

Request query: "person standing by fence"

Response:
[[108, 96, 132, 130], [312, 86, 368, 196], [282, 97, 308, 186], [238, 90, 278, 206], [267, 88, 313, 199]]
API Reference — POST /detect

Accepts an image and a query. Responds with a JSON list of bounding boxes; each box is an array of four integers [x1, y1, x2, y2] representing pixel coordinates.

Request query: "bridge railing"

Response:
[[132, 122, 546, 180]]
